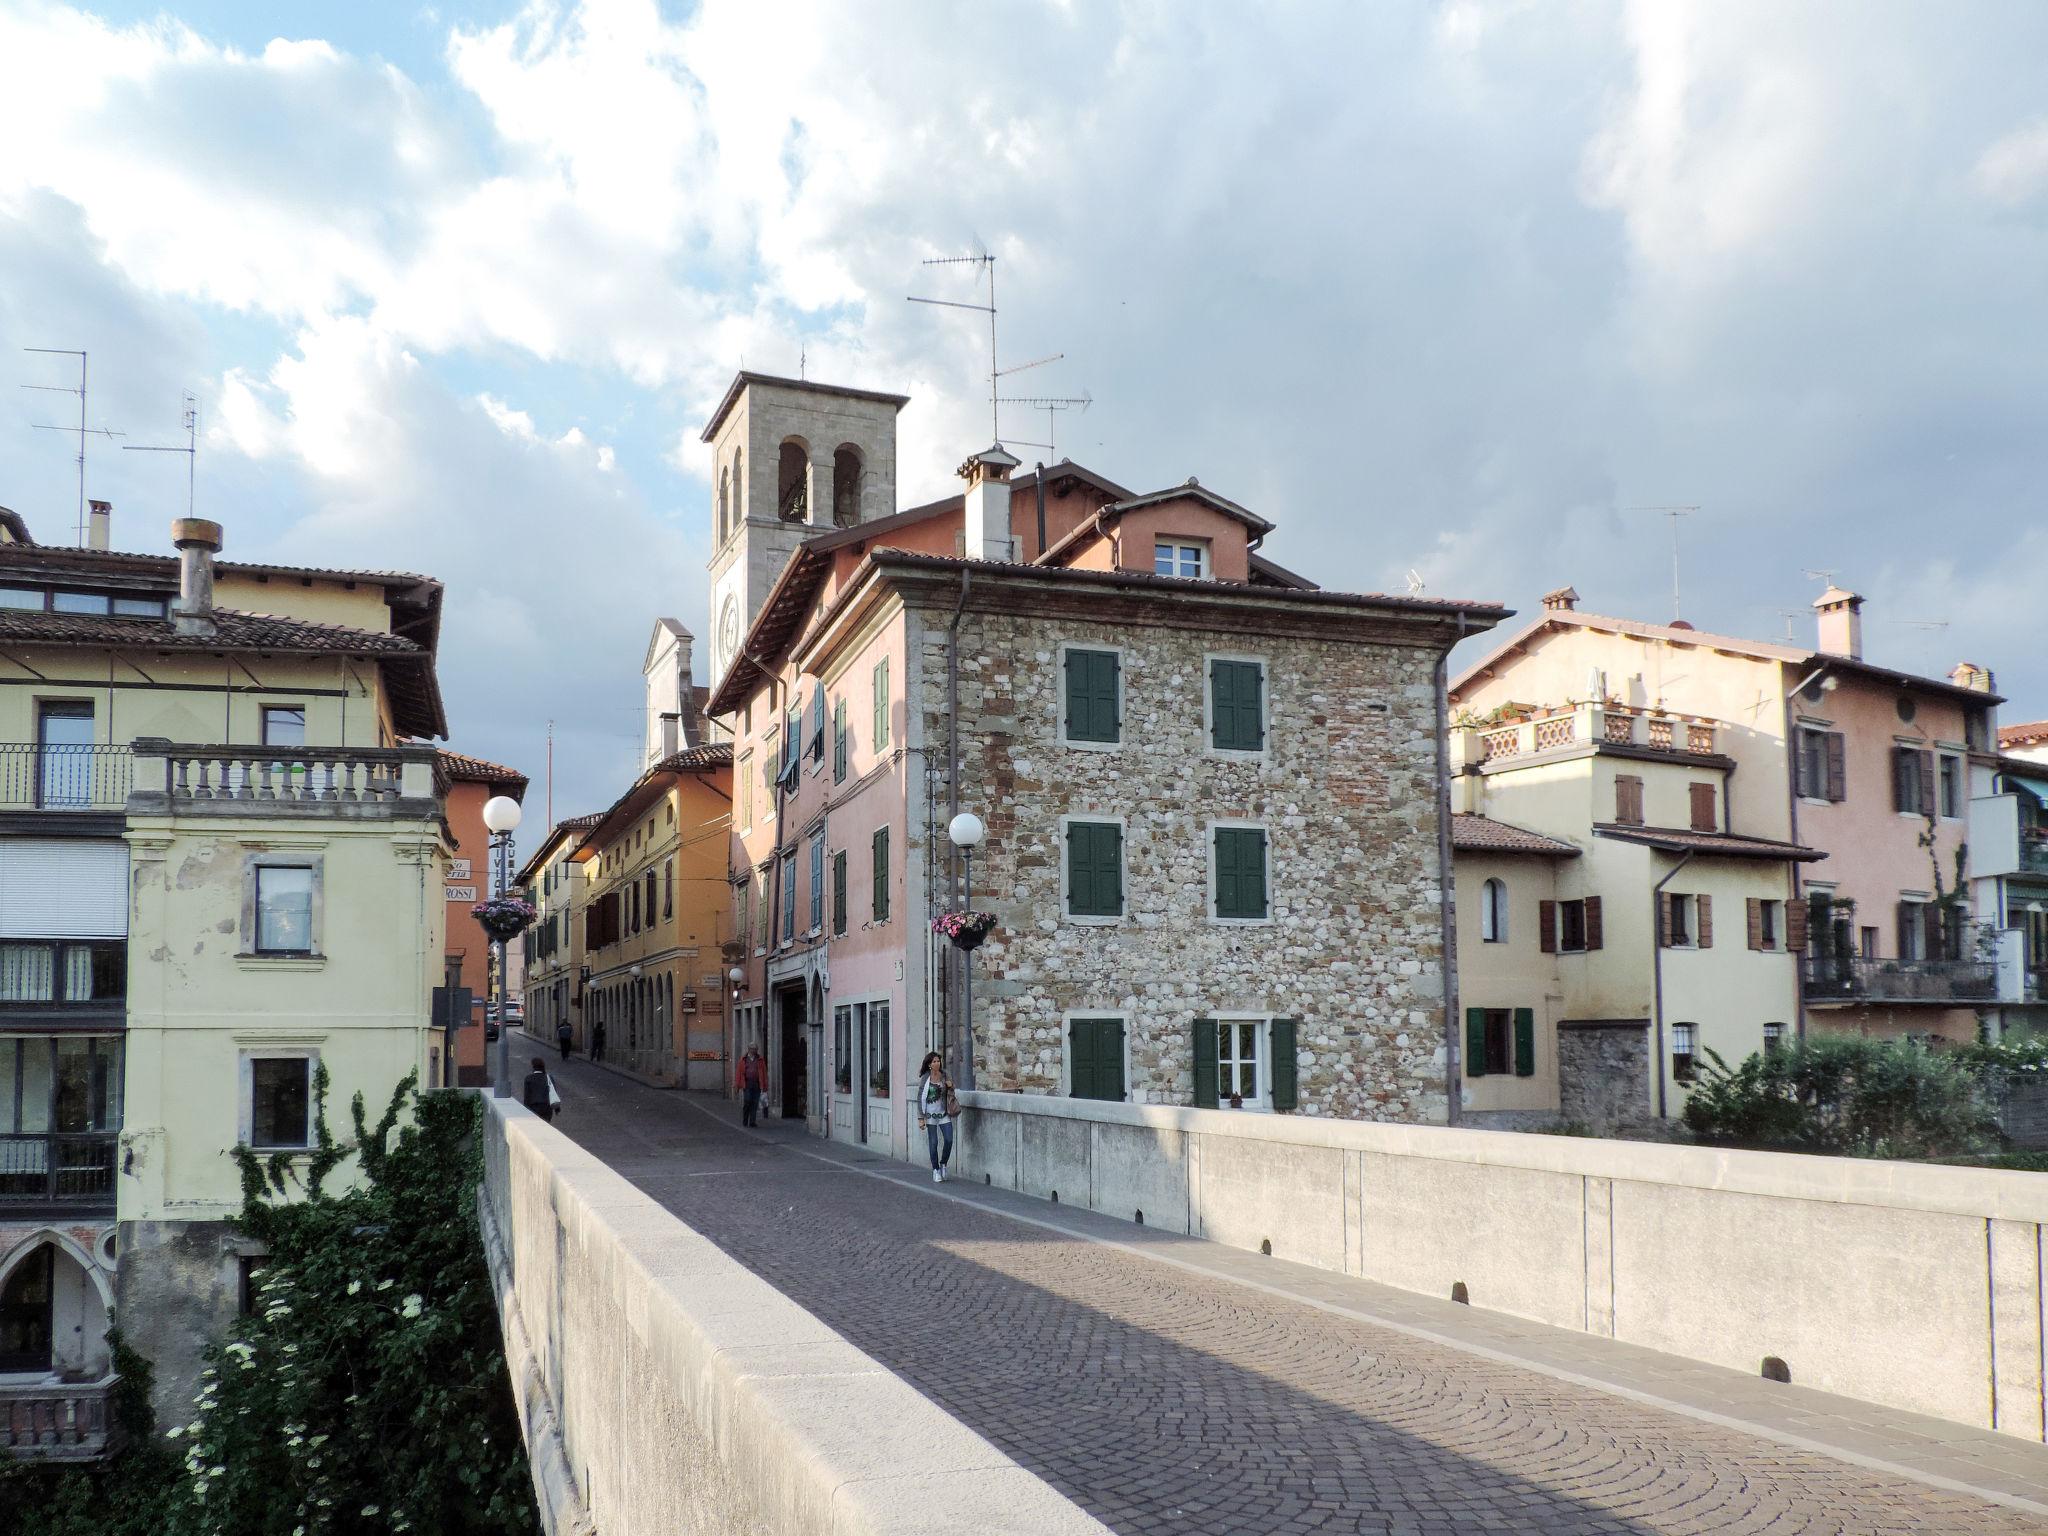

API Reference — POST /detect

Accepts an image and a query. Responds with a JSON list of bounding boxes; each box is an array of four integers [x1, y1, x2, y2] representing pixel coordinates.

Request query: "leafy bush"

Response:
[[1681, 1034, 1997, 1159]]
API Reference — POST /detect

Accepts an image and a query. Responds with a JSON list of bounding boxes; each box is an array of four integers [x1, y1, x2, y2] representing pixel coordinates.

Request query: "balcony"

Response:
[[1468, 703, 1719, 765], [0, 1377, 116, 1460], [127, 739, 442, 821], [1801, 955, 1999, 1006], [0, 744, 131, 812], [2021, 832, 2048, 876], [0, 1132, 118, 1210]]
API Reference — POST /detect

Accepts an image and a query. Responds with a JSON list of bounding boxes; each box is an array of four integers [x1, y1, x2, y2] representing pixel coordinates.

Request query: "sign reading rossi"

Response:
[[446, 885, 478, 902]]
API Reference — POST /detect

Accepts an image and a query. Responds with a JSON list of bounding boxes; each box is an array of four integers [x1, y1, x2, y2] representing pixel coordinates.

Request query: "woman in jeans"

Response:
[[915, 1051, 954, 1182]]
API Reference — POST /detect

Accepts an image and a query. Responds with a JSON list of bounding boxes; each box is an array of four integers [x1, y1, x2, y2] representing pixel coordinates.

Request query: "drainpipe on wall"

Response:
[[944, 569, 974, 1088], [1650, 849, 1696, 1121], [1782, 665, 1818, 1041], [1034, 464, 1047, 560], [1435, 612, 1469, 1126]]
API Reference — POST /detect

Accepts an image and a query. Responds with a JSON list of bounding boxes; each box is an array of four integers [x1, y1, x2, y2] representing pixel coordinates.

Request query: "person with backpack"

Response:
[[522, 1056, 559, 1122], [737, 1044, 767, 1128], [915, 1051, 956, 1182], [555, 1018, 573, 1061]]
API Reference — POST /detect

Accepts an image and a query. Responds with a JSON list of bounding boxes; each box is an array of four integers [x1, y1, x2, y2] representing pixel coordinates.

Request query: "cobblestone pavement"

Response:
[[544, 1059, 2048, 1536]]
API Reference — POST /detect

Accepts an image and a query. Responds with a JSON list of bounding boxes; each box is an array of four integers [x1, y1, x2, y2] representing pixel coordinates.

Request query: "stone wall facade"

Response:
[[915, 600, 1454, 1122], [1557, 1021, 1653, 1130]]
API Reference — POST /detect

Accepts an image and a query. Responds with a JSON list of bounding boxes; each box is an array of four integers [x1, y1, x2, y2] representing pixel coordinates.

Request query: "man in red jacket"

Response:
[[738, 1045, 767, 1127]]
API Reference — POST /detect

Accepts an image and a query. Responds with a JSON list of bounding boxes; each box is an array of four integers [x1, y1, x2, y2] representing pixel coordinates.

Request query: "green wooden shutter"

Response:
[[1270, 1017, 1298, 1111], [1210, 659, 1265, 751], [1214, 828, 1269, 919], [1192, 1018, 1219, 1108], [1464, 1006, 1488, 1078], [1067, 822, 1123, 917], [872, 826, 890, 921], [1070, 1018, 1126, 1102], [1064, 649, 1120, 744], [832, 851, 847, 936], [872, 659, 890, 750], [1097, 823, 1123, 915], [1513, 1007, 1535, 1077], [833, 699, 847, 783]]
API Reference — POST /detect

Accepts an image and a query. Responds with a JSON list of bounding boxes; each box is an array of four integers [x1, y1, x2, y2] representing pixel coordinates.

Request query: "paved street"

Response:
[[539, 1051, 2048, 1536]]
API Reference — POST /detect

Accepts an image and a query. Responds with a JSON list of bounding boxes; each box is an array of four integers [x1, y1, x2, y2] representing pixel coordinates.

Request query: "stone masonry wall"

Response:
[[1557, 1023, 1652, 1130], [919, 607, 1452, 1122]]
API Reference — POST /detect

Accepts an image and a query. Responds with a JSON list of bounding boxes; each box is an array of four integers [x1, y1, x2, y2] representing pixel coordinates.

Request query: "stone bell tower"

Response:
[[701, 371, 909, 688]]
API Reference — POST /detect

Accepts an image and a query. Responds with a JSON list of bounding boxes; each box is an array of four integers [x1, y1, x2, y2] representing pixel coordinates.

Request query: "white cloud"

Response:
[[1972, 118, 2048, 207]]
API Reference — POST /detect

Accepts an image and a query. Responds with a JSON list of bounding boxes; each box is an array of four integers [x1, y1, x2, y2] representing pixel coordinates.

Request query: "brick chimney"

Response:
[[172, 518, 223, 637], [1541, 585, 1579, 612], [959, 445, 1020, 562], [1813, 585, 1863, 660], [1950, 661, 1995, 693], [87, 500, 110, 551]]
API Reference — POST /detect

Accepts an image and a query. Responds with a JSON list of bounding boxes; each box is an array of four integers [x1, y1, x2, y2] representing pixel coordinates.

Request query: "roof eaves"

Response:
[[699, 371, 912, 444]]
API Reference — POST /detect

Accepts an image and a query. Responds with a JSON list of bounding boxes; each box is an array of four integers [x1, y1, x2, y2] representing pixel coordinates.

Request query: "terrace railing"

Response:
[[0, 744, 131, 811], [0, 1132, 118, 1209], [1800, 955, 2000, 1005], [0, 1377, 116, 1460]]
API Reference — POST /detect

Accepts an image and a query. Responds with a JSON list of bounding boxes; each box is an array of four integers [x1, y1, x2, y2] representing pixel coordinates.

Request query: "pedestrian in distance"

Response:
[[522, 1056, 560, 1123], [556, 1018, 573, 1061], [591, 1020, 607, 1063], [738, 1043, 767, 1128], [916, 1051, 957, 1182]]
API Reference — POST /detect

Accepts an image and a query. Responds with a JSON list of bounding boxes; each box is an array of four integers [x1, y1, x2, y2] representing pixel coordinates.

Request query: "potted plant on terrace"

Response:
[[932, 910, 997, 952]]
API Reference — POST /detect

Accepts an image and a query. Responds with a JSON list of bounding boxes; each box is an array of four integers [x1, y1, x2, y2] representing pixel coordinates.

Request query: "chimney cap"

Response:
[[956, 444, 1021, 481], [88, 499, 111, 513], [1541, 585, 1579, 612], [171, 517, 223, 553], [1813, 584, 1861, 611]]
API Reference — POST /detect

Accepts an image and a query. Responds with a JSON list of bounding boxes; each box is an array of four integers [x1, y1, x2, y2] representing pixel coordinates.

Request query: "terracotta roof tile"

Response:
[[438, 750, 529, 789], [1450, 814, 1580, 856], [1591, 823, 1826, 862], [2000, 720, 2048, 749], [0, 605, 423, 655]]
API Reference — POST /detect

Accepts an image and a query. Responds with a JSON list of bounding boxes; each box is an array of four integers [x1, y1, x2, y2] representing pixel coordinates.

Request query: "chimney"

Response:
[[1541, 585, 1579, 612], [958, 444, 1021, 562], [659, 712, 681, 757], [87, 500, 111, 552], [172, 518, 223, 637], [1950, 661, 1995, 693], [1813, 585, 1863, 661]]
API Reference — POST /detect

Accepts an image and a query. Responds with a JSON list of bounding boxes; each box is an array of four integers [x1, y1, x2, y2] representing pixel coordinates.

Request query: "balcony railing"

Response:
[[0, 744, 131, 811], [128, 740, 441, 820], [2021, 833, 2048, 875], [0, 1132, 118, 1208], [1801, 955, 1999, 1005], [1468, 704, 1718, 764], [0, 1377, 116, 1460]]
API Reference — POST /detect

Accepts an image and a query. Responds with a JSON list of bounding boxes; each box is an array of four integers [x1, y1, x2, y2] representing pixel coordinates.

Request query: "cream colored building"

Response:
[[0, 503, 450, 1445]]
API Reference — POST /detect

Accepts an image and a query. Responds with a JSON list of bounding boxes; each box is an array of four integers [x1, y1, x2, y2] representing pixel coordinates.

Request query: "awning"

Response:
[[2008, 774, 2048, 802]]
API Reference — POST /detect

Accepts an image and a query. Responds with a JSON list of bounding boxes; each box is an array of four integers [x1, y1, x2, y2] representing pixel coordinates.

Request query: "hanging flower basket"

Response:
[[473, 895, 538, 942], [933, 910, 998, 952]]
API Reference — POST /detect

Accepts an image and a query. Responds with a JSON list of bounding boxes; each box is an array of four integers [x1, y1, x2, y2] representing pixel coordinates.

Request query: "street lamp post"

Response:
[[483, 794, 524, 1096], [728, 964, 746, 1095], [947, 811, 986, 1090]]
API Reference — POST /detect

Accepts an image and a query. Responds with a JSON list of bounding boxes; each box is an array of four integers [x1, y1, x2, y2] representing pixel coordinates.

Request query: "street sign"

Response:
[[446, 885, 478, 902]]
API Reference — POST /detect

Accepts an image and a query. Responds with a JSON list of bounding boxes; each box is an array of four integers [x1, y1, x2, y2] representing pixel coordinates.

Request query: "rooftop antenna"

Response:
[[909, 249, 999, 440], [996, 390, 1091, 459], [1801, 567, 1837, 589], [123, 392, 199, 518], [1405, 569, 1427, 596], [22, 348, 123, 545], [1628, 505, 1697, 621]]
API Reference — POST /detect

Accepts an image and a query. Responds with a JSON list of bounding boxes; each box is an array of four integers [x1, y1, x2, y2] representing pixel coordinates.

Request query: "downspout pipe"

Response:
[[1782, 664, 1830, 1042], [945, 569, 973, 1088], [1650, 849, 1696, 1121], [1034, 463, 1047, 560], [1435, 612, 1469, 1126]]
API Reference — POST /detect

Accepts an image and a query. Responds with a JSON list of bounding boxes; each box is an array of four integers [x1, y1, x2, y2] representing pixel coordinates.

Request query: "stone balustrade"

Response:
[[126, 739, 442, 819], [1465, 703, 1718, 764], [0, 1376, 115, 1460]]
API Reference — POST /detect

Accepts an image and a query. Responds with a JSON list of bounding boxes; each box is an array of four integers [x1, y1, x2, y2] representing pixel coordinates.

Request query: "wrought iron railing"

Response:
[[0, 744, 131, 810], [1801, 955, 1999, 1005], [0, 1132, 118, 1207], [0, 1377, 115, 1460]]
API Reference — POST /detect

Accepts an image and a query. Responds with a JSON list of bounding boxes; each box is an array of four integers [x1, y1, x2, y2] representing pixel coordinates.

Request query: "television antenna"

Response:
[[996, 390, 1091, 458], [1628, 504, 1697, 621], [909, 251, 1001, 441], [22, 348, 124, 546], [1405, 569, 1427, 596], [123, 392, 199, 518]]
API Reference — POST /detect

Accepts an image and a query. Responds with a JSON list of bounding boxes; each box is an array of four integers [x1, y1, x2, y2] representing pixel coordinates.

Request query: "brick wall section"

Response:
[[918, 609, 1452, 1121]]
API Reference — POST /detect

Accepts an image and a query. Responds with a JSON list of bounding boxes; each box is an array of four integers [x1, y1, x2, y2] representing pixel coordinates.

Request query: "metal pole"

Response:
[[493, 829, 511, 1097], [960, 844, 975, 1089]]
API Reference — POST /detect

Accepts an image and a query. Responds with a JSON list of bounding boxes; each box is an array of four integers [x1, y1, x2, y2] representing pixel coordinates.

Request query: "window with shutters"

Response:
[[1614, 775, 1644, 825], [1938, 753, 1962, 818], [1688, 782, 1717, 832], [1666, 893, 1696, 947], [1558, 898, 1587, 952], [1210, 823, 1270, 922], [1893, 745, 1933, 816], [1479, 878, 1507, 943], [1748, 897, 1781, 950], [871, 826, 890, 922], [833, 1005, 853, 1093], [832, 698, 848, 783], [1480, 1008, 1512, 1075], [1063, 819, 1125, 921], [808, 837, 825, 933], [737, 752, 754, 831], [663, 861, 674, 919], [1796, 726, 1846, 802], [1066, 1015, 1127, 1102], [1060, 645, 1122, 747], [831, 851, 848, 936], [1217, 1019, 1264, 1107], [1206, 656, 1266, 754], [1671, 1023, 1699, 1084], [779, 853, 796, 945], [872, 659, 891, 752]]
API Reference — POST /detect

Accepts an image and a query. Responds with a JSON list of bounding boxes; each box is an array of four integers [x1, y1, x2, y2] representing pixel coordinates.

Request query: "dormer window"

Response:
[[1154, 540, 1207, 579]]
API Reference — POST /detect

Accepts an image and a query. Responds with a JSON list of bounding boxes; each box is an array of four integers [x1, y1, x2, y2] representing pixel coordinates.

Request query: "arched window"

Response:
[[733, 449, 743, 521], [778, 440, 809, 522], [717, 465, 729, 544], [0, 1244, 55, 1372], [832, 447, 862, 528], [1480, 878, 1508, 944]]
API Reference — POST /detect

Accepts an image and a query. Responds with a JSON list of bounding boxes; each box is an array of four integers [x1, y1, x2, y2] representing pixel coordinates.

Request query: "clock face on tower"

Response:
[[717, 596, 741, 675]]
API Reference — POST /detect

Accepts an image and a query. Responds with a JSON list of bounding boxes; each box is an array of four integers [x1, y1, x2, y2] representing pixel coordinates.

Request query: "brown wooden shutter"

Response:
[[1895, 901, 1914, 960], [1689, 782, 1716, 831], [1538, 900, 1557, 954], [1917, 751, 1936, 819], [1922, 901, 1944, 961], [1785, 895, 1808, 953], [1615, 776, 1642, 825], [1583, 895, 1603, 951], [1747, 897, 1763, 951], [1825, 733, 1846, 801], [1698, 894, 1713, 948], [1657, 892, 1671, 947]]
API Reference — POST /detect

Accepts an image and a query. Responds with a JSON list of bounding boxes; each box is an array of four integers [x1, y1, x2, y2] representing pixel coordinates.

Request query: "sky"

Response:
[[2, 0, 2045, 844]]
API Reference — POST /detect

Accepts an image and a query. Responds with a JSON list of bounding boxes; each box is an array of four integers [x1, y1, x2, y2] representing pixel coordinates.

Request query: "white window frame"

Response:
[[241, 852, 324, 961], [1794, 723, 1835, 804], [238, 1046, 321, 1151], [1153, 539, 1209, 580], [1758, 897, 1782, 951], [1057, 1008, 1134, 1101], [1937, 751, 1965, 820], [1202, 651, 1270, 761], [1054, 641, 1126, 753], [1213, 1013, 1272, 1112], [1479, 877, 1507, 944], [1058, 813, 1128, 927], [1669, 1022, 1699, 1083], [1206, 819, 1272, 926]]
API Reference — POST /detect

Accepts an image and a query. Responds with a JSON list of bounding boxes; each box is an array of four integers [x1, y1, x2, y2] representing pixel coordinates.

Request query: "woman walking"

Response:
[[915, 1051, 956, 1182]]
